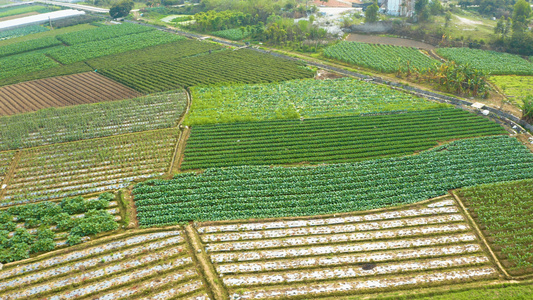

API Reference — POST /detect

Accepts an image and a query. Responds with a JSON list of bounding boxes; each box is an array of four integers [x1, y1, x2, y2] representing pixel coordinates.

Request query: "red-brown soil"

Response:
[[0, 72, 142, 115]]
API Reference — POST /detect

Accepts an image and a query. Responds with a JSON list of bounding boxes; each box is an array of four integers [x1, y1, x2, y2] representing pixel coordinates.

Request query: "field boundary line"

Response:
[[0, 151, 21, 201], [184, 224, 229, 300], [451, 191, 511, 279]]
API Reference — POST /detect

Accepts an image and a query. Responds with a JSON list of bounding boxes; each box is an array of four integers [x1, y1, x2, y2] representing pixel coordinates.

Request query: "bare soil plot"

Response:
[[196, 197, 498, 299], [346, 33, 436, 50], [0, 72, 141, 116]]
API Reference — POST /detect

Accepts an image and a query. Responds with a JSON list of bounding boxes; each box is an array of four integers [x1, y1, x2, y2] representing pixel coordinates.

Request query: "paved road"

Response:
[[35, 0, 108, 13]]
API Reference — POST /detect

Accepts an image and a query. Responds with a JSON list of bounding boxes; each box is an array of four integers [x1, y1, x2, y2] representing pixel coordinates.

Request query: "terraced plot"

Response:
[[99, 49, 315, 93], [2, 128, 179, 205], [0, 90, 187, 151], [196, 198, 497, 299], [134, 136, 533, 225], [181, 108, 505, 169], [0, 229, 211, 300], [0, 72, 141, 115]]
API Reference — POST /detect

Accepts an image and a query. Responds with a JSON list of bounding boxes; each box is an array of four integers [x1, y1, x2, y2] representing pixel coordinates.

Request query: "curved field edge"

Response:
[[180, 108, 507, 169], [132, 135, 533, 225]]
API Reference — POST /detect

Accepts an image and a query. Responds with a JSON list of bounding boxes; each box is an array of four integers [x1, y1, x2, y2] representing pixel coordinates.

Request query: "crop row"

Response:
[[183, 78, 446, 125], [181, 108, 505, 169], [86, 39, 223, 70], [0, 229, 209, 299], [0, 25, 49, 41], [56, 23, 154, 45], [196, 200, 496, 298], [0, 5, 49, 18], [2, 128, 178, 205], [99, 49, 315, 93], [0, 90, 187, 150], [457, 178, 533, 276], [323, 42, 439, 73], [0, 51, 58, 80], [48, 30, 183, 65], [0, 36, 61, 58], [435, 47, 533, 75], [133, 136, 533, 225]]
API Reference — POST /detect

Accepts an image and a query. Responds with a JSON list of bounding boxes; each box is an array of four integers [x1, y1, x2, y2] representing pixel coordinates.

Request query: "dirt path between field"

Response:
[[455, 15, 483, 26], [168, 89, 192, 174], [346, 33, 436, 50], [0, 12, 39, 22], [185, 224, 228, 300]]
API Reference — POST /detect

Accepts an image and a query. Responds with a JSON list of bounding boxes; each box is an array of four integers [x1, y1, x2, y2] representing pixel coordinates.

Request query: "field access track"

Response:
[[0, 72, 141, 115], [196, 198, 498, 299]]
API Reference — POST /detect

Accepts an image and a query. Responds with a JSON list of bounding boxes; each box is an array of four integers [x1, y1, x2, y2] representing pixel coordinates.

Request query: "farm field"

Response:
[[85, 39, 224, 70], [0, 5, 50, 19], [0, 193, 120, 263], [197, 197, 497, 299], [183, 78, 446, 125], [0, 228, 211, 299], [323, 41, 439, 73], [435, 48, 533, 75], [2, 128, 179, 205], [0, 90, 187, 150], [490, 75, 533, 105], [456, 179, 533, 276], [181, 108, 506, 169], [0, 25, 49, 41], [133, 136, 533, 225], [98, 49, 315, 93], [0, 72, 141, 115], [211, 28, 251, 40]]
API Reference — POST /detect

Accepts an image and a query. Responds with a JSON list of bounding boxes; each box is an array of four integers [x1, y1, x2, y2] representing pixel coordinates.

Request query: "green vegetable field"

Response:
[[436, 48, 533, 75], [99, 49, 315, 93], [134, 136, 533, 225], [323, 42, 439, 73], [457, 179, 533, 276], [0, 25, 48, 41], [184, 78, 446, 125], [181, 108, 505, 169], [56, 23, 154, 45]]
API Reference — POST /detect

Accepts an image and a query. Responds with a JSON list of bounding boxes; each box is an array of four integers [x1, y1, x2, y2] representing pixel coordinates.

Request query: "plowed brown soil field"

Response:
[[0, 72, 142, 115]]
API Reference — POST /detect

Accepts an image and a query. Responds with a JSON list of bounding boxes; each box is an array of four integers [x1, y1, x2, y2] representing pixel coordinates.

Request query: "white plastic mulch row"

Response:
[[0, 236, 185, 292], [94, 268, 198, 300], [201, 214, 465, 243], [136, 281, 208, 300], [1, 248, 188, 299], [210, 233, 478, 263], [216, 244, 482, 274], [229, 267, 497, 299], [198, 205, 458, 234], [49, 257, 194, 300], [206, 223, 471, 252], [0, 231, 181, 280], [223, 255, 490, 287]]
